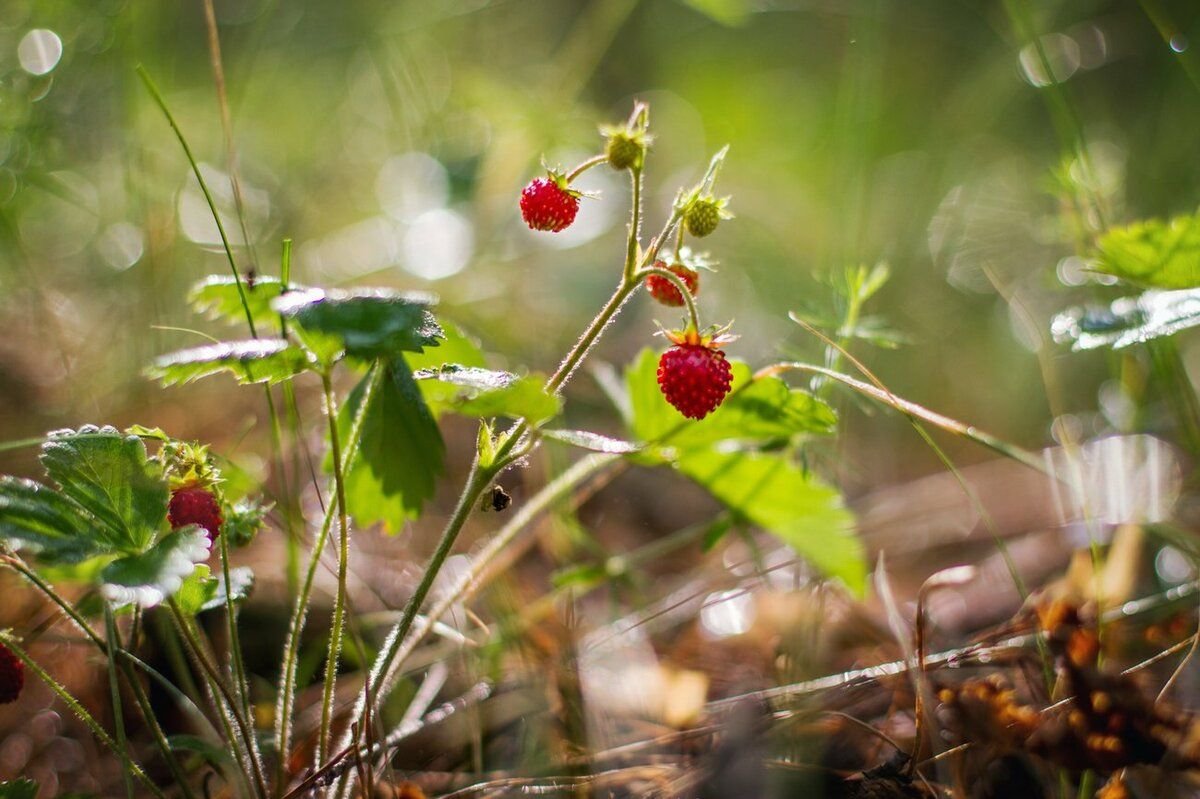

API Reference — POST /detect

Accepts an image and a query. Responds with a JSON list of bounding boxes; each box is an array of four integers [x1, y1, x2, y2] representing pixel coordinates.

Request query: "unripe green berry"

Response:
[[605, 131, 645, 171], [684, 197, 722, 238]]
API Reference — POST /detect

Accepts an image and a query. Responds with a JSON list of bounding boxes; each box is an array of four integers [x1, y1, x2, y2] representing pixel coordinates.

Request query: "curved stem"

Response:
[[218, 520, 253, 729], [104, 607, 135, 799], [565, 154, 607, 183], [0, 556, 105, 650], [637, 264, 701, 332], [274, 362, 383, 791], [317, 369, 353, 765]]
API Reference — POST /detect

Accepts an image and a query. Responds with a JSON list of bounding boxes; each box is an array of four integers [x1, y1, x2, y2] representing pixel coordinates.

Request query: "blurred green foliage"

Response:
[[1, 0, 1199, 489]]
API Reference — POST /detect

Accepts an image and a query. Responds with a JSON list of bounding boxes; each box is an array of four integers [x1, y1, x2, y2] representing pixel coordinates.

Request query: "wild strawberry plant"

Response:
[[0, 100, 863, 796]]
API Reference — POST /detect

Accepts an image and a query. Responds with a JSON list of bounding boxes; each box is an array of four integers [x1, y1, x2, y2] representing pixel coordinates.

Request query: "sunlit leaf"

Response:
[[405, 322, 488, 416], [1094, 215, 1200, 289], [415, 365, 561, 424], [189, 275, 308, 328], [148, 340, 311, 386], [274, 287, 443, 362], [0, 477, 107, 562], [40, 426, 168, 554], [338, 359, 445, 533], [174, 564, 255, 616], [626, 348, 835, 453], [1051, 288, 1200, 350], [100, 526, 211, 608], [677, 449, 864, 593], [542, 429, 642, 454]]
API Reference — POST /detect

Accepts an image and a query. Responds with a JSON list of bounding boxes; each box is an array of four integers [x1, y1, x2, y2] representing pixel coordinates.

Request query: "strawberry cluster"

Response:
[[519, 102, 736, 421]]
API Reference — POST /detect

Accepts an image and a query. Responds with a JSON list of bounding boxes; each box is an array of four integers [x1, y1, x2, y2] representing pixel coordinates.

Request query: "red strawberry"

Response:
[[657, 329, 734, 420], [645, 260, 700, 307], [520, 177, 580, 232], [168, 486, 224, 541], [0, 642, 24, 704]]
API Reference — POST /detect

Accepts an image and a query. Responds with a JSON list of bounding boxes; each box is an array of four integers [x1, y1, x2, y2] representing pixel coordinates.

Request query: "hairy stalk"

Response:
[[0, 634, 168, 799], [104, 607, 135, 799], [565, 154, 608, 182], [317, 369, 354, 765], [0, 555, 105, 649], [169, 600, 269, 799], [623, 165, 643, 283], [274, 361, 384, 791], [218, 516, 254, 724], [638, 264, 701, 332]]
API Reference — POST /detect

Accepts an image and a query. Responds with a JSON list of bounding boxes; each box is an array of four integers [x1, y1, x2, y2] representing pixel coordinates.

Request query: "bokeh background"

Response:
[[2, 0, 1200, 793]]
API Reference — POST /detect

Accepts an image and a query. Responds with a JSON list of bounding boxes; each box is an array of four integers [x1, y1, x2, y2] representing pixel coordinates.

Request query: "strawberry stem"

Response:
[[565, 153, 608, 183], [640, 264, 701, 332]]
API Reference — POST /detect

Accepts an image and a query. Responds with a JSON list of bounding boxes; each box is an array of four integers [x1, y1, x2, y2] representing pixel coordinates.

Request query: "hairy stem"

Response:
[[316, 369, 354, 765], [274, 361, 384, 790]]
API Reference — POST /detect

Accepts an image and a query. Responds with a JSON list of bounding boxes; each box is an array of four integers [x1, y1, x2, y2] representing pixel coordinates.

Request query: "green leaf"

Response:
[[147, 340, 311, 386], [189, 275, 307, 328], [0, 780, 38, 799], [167, 734, 234, 770], [40, 426, 168, 554], [0, 477, 108, 562], [542, 429, 642, 454], [100, 526, 211, 608], [338, 360, 445, 533], [415, 365, 561, 424], [274, 287, 443, 362], [626, 349, 836, 452], [1094, 215, 1200, 289], [174, 564, 255, 616], [404, 322, 488, 416], [1051, 289, 1200, 351], [677, 449, 864, 593]]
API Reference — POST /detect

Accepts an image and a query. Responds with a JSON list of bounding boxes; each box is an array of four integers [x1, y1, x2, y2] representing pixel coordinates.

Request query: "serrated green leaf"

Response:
[[542, 429, 641, 454], [174, 564, 255, 616], [100, 526, 211, 608], [338, 359, 445, 533], [0, 477, 108, 562], [274, 287, 443, 362], [1094, 215, 1200, 289], [626, 349, 836, 451], [404, 322, 488, 416], [147, 340, 311, 386], [40, 426, 168, 554], [677, 449, 864, 593], [415, 365, 561, 424], [1051, 289, 1200, 351], [189, 275, 307, 327], [0, 780, 38, 799]]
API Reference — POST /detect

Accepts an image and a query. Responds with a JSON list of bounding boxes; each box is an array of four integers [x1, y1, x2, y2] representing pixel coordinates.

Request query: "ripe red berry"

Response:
[[657, 341, 734, 420], [519, 177, 580, 232], [0, 642, 24, 704], [645, 261, 700, 307], [168, 486, 224, 541]]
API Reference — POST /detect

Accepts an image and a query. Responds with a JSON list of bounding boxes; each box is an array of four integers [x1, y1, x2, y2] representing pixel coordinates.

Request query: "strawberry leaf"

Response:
[[677, 449, 864, 594], [404, 322, 488, 416], [1051, 288, 1200, 351], [273, 287, 443, 362], [337, 359, 445, 533], [542, 429, 642, 454], [40, 426, 168, 554], [147, 340, 312, 386], [174, 564, 255, 616], [0, 780, 38, 799], [1094, 215, 1200, 289], [189, 275, 307, 328], [0, 477, 105, 562], [100, 526, 211, 608], [414, 365, 561, 424]]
